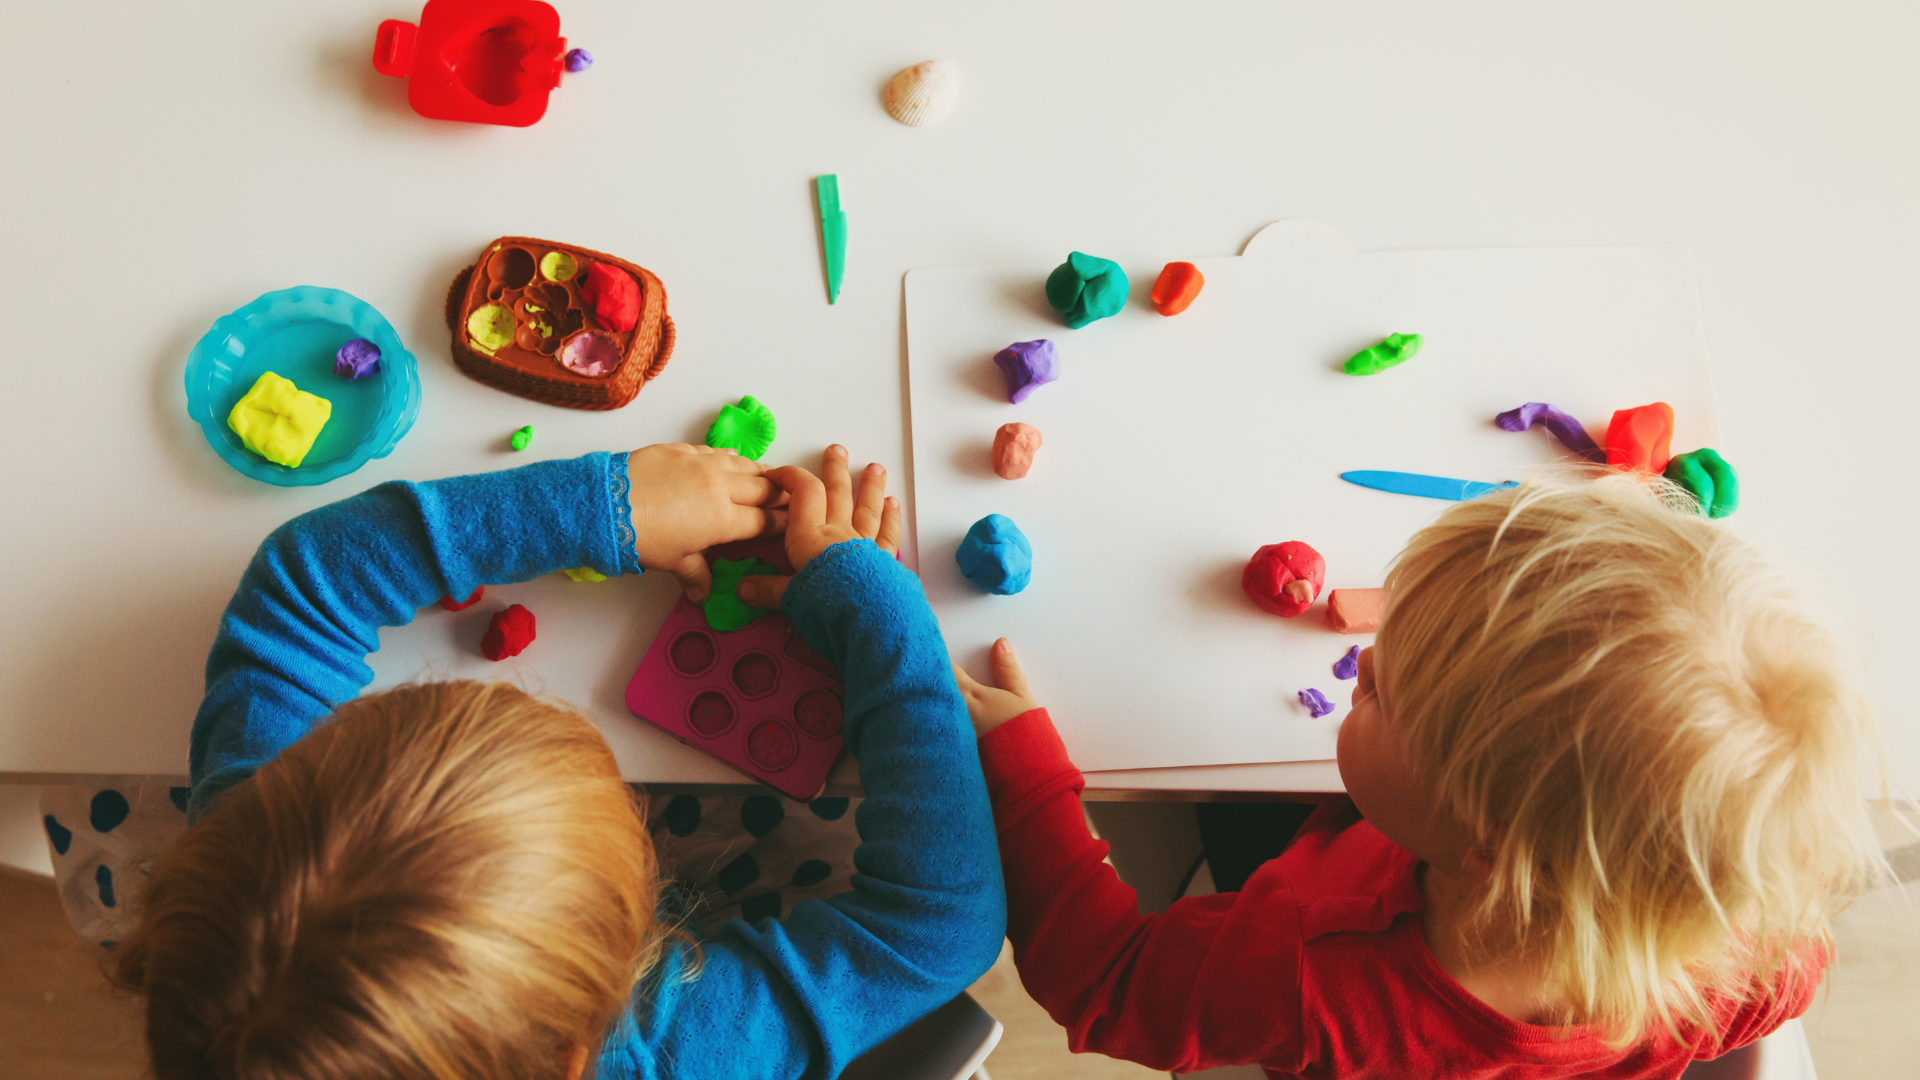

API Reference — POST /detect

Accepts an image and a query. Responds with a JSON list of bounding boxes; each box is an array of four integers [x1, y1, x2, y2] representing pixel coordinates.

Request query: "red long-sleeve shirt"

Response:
[[979, 709, 1820, 1079]]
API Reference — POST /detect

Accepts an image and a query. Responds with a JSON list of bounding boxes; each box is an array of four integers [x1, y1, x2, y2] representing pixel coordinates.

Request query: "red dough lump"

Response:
[[1604, 402, 1674, 474], [1150, 262, 1205, 316], [580, 262, 640, 332], [481, 604, 537, 661], [439, 586, 485, 611], [1242, 541, 1326, 618]]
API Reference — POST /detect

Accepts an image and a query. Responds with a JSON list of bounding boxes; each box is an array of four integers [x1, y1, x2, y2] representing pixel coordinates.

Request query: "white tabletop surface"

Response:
[[3, 1, 1916, 796]]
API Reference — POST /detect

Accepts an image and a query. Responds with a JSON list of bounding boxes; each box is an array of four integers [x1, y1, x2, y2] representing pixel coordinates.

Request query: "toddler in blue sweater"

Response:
[[106, 443, 1006, 1080]]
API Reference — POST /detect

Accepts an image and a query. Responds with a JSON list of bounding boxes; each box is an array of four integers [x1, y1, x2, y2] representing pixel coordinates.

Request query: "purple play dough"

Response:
[[1298, 687, 1335, 718], [565, 48, 594, 73], [992, 339, 1059, 404], [334, 338, 381, 380], [1333, 646, 1360, 681], [1495, 402, 1603, 462]]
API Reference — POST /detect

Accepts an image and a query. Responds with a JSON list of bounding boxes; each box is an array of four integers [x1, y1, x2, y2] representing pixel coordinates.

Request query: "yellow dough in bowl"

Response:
[[227, 371, 332, 468]]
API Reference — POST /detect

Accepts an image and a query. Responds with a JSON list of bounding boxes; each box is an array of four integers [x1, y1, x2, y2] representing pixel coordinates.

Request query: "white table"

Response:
[[4, 0, 1916, 797]]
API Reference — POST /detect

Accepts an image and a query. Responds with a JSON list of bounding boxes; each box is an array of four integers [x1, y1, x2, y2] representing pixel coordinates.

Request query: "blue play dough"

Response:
[[955, 514, 1033, 595], [96, 864, 117, 908], [90, 789, 131, 833], [43, 815, 72, 855]]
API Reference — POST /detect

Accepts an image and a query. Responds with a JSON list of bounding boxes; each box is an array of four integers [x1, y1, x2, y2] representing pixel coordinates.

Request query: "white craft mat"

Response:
[[905, 221, 1718, 774]]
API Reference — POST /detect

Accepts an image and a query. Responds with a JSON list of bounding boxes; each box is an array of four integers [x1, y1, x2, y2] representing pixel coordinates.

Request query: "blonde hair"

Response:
[[1376, 472, 1887, 1045], [112, 681, 667, 1080]]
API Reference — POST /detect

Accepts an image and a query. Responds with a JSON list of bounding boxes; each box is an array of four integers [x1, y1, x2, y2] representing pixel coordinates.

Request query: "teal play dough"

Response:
[[1663, 448, 1739, 518], [1044, 251, 1129, 329], [1343, 333, 1423, 376], [704, 557, 780, 632], [955, 514, 1032, 595], [704, 395, 778, 460]]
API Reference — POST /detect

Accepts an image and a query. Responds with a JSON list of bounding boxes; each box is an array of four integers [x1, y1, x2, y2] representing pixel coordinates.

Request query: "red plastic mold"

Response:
[[372, 0, 568, 127], [624, 539, 848, 800]]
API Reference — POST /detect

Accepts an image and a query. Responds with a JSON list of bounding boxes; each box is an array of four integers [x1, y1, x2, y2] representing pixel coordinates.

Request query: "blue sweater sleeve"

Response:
[[596, 540, 1007, 1080], [187, 452, 641, 821]]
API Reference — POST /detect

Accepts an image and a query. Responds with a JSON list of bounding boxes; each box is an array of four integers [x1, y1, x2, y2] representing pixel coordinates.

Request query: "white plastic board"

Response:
[[905, 222, 1717, 774]]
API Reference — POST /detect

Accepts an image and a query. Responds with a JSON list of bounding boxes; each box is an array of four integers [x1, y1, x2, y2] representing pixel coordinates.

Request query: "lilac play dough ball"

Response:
[[565, 48, 594, 73], [334, 338, 381, 380], [992, 339, 1059, 404]]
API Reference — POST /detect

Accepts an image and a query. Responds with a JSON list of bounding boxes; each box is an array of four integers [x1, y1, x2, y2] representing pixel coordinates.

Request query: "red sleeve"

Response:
[[978, 710, 1303, 1073]]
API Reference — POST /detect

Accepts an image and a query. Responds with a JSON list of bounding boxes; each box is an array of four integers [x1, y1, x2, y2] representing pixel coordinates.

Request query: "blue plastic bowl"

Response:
[[184, 287, 421, 486]]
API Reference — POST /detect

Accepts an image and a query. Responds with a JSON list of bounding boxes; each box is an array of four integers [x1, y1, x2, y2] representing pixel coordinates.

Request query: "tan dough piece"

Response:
[[992, 422, 1043, 480], [1326, 588, 1385, 634]]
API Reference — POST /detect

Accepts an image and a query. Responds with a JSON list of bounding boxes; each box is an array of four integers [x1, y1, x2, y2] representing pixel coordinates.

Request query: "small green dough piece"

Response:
[[704, 395, 778, 461], [704, 557, 780, 632], [1664, 448, 1739, 518], [510, 424, 533, 451], [1044, 251, 1129, 329], [1343, 333, 1423, 376]]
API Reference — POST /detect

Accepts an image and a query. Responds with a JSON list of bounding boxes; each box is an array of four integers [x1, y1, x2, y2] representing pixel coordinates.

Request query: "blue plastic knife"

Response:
[[1340, 471, 1518, 501]]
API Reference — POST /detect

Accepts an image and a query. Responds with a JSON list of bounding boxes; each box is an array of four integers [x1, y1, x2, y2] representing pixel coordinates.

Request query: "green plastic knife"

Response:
[[815, 174, 846, 304]]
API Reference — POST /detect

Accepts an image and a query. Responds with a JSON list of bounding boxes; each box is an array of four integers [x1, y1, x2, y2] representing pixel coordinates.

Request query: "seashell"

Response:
[[881, 59, 958, 127]]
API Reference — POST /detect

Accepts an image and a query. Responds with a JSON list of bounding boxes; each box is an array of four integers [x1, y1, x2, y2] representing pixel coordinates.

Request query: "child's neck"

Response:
[[1418, 863, 1571, 1026]]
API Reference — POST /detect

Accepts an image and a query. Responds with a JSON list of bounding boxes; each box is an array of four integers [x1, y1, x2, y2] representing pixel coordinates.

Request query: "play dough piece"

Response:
[[565, 48, 593, 73], [481, 604, 536, 661], [705, 557, 780, 632], [510, 425, 533, 451], [440, 586, 484, 611], [704, 395, 778, 460], [992, 340, 1059, 404], [1044, 252, 1129, 329], [540, 250, 578, 282], [955, 514, 1033, 595], [1150, 262, 1204, 316], [992, 423, 1043, 479], [226, 371, 333, 468], [1333, 646, 1360, 681], [1343, 333, 1422, 376], [559, 331, 622, 376], [1604, 402, 1675, 474], [334, 338, 382, 380], [1664, 448, 1739, 518], [1298, 688, 1335, 718], [467, 303, 516, 354], [1494, 402, 1603, 463], [562, 566, 608, 582], [1241, 541, 1325, 618], [580, 262, 640, 333], [1326, 588, 1385, 634]]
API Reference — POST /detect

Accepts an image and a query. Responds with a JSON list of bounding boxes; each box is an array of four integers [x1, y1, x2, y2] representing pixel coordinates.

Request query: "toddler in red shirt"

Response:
[[954, 474, 1890, 1079]]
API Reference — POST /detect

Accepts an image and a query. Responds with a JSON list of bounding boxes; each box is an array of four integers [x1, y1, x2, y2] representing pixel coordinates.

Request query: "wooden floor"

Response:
[[0, 867, 148, 1080]]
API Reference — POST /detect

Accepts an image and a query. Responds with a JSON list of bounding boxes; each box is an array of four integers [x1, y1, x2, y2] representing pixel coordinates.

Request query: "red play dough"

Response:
[[580, 262, 640, 332], [1604, 402, 1674, 474], [1241, 541, 1326, 618], [481, 604, 537, 661], [439, 586, 485, 611], [1150, 262, 1205, 316]]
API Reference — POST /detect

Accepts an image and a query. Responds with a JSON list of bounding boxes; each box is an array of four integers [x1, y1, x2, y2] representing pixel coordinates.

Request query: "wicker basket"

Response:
[[444, 236, 674, 410]]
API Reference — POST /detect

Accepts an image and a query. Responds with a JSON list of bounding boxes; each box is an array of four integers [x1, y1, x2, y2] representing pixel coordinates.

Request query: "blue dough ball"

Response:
[[955, 514, 1032, 595]]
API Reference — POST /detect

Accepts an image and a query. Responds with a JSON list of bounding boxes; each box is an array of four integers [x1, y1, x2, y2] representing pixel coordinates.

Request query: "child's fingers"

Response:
[[668, 553, 714, 604], [821, 445, 854, 525], [763, 466, 825, 526], [989, 638, 1034, 698], [851, 462, 887, 538], [726, 504, 786, 540], [951, 661, 983, 695], [875, 497, 902, 554], [728, 473, 778, 507], [737, 574, 792, 610]]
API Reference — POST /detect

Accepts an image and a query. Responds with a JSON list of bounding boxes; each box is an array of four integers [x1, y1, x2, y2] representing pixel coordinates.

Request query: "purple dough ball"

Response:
[[992, 339, 1059, 404], [334, 338, 381, 380], [565, 48, 594, 73]]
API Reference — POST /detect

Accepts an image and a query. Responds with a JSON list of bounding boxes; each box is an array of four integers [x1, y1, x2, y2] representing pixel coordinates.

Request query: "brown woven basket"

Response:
[[444, 236, 674, 410]]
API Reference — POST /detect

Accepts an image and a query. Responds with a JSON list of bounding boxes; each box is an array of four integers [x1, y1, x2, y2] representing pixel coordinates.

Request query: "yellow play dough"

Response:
[[467, 304, 515, 354], [540, 251, 577, 282], [227, 371, 332, 468]]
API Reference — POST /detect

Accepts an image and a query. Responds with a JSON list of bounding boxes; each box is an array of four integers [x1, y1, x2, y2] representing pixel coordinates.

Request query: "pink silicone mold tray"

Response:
[[624, 541, 846, 799]]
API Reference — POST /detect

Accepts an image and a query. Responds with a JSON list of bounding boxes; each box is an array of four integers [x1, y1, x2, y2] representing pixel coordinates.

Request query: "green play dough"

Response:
[[467, 304, 515, 353], [704, 557, 780, 632], [1044, 251, 1129, 329], [1664, 448, 1739, 518], [704, 395, 778, 460], [510, 425, 533, 451], [1343, 333, 1423, 375]]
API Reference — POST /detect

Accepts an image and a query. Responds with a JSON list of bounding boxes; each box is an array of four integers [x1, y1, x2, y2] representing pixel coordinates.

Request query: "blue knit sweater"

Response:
[[188, 452, 1006, 1080]]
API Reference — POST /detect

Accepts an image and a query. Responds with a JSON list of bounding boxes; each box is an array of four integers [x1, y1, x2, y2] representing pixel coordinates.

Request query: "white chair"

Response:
[[839, 992, 1004, 1080]]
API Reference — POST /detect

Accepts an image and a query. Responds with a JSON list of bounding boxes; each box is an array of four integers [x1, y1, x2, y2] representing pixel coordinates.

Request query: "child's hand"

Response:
[[952, 638, 1042, 738], [738, 445, 901, 610], [627, 444, 788, 603]]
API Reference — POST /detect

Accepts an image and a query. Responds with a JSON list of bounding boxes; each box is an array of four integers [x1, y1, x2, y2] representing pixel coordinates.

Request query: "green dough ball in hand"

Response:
[[704, 557, 780, 631], [1045, 251, 1129, 329], [1663, 447, 1739, 518], [705, 395, 778, 460]]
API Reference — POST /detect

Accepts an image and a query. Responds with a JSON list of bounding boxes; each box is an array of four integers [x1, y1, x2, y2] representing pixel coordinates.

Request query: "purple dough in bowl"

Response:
[[559, 332, 622, 377]]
